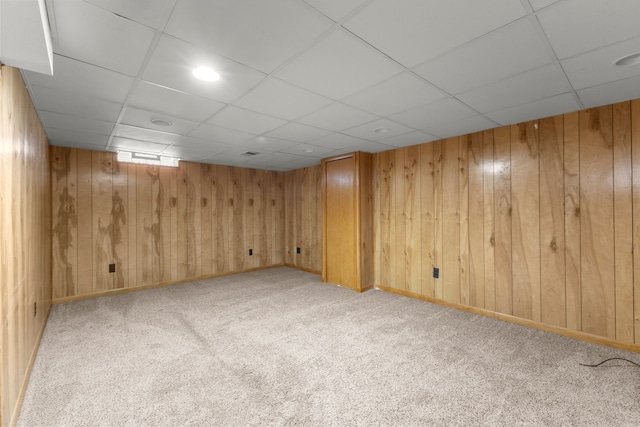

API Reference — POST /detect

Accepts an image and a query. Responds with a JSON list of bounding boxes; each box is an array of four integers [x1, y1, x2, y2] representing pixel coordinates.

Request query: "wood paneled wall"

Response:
[[0, 66, 52, 426], [51, 148, 285, 301], [373, 100, 640, 346], [284, 165, 322, 273]]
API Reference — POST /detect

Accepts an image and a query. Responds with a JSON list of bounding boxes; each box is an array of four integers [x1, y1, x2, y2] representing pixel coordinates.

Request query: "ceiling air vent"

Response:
[[241, 151, 260, 156]]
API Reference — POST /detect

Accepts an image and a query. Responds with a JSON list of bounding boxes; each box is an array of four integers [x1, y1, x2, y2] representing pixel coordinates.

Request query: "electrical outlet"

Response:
[[296, 247, 301, 254], [108, 263, 115, 273], [249, 249, 253, 256], [34, 302, 37, 317], [433, 267, 439, 279]]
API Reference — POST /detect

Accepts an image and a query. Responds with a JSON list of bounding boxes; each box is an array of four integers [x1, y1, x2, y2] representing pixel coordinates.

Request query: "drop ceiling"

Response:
[[17, 0, 640, 171]]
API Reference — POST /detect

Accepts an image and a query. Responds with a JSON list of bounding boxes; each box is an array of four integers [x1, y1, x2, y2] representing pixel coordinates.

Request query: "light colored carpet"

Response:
[[19, 267, 640, 426]]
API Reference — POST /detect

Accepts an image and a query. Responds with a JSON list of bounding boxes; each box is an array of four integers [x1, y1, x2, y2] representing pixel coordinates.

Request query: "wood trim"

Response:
[[376, 285, 640, 354], [284, 263, 321, 275], [9, 304, 52, 427], [354, 152, 363, 292], [53, 264, 286, 304]]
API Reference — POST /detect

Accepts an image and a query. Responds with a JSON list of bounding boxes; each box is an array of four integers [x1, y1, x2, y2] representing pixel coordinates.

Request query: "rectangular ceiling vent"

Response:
[[241, 151, 260, 156]]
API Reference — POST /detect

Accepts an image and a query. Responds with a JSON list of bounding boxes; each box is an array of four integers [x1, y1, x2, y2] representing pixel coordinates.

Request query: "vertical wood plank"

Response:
[[564, 111, 581, 331], [539, 115, 566, 327], [245, 168, 256, 269], [111, 160, 127, 289], [483, 130, 496, 311], [405, 145, 421, 294], [442, 137, 460, 304], [274, 171, 285, 266], [468, 133, 484, 308], [230, 167, 245, 271], [459, 136, 470, 305], [91, 151, 113, 293], [379, 151, 392, 287], [633, 99, 640, 344], [433, 140, 443, 300], [284, 170, 294, 265], [511, 122, 541, 321], [176, 162, 187, 280], [373, 154, 381, 285], [613, 101, 634, 343], [201, 165, 213, 276], [51, 146, 70, 299], [188, 162, 202, 277], [66, 149, 78, 296], [158, 166, 172, 283], [127, 163, 138, 287], [213, 165, 229, 274], [420, 142, 435, 298], [395, 148, 407, 291], [580, 106, 615, 338], [169, 166, 178, 280], [136, 165, 154, 286], [494, 127, 512, 315]]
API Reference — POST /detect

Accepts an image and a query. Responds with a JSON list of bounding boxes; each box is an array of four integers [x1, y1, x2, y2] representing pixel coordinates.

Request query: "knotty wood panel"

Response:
[[468, 132, 484, 308], [493, 127, 512, 315], [419, 143, 435, 298], [51, 152, 285, 302], [0, 65, 52, 426], [482, 130, 496, 312], [433, 141, 443, 300], [511, 122, 540, 321], [633, 99, 640, 344], [394, 148, 407, 291], [580, 107, 615, 339], [377, 151, 393, 286], [283, 165, 322, 273], [459, 136, 470, 306], [442, 137, 460, 304], [405, 145, 421, 295], [539, 116, 566, 328], [564, 112, 581, 331]]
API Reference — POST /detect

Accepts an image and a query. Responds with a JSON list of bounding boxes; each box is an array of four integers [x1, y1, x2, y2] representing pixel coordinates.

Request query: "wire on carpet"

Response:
[[580, 357, 640, 368]]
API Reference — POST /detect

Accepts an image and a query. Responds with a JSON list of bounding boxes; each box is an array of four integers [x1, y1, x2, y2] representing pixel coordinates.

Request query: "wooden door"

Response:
[[325, 156, 357, 289]]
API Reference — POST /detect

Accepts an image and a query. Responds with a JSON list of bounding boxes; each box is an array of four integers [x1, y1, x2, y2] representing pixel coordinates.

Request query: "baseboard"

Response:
[[376, 285, 640, 354], [53, 264, 286, 304], [9, 302, 52, 427], [284, 263, 321, 275]]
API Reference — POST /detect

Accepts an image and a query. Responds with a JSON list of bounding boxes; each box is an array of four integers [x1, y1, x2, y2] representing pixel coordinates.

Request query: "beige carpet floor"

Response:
[[18, 267, 640, 426]]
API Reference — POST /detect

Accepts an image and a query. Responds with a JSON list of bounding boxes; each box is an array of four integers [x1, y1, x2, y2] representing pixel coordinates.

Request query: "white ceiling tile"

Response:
[[45, 128, 110, 148], [389, 97, 477, 129], [114, 124, 182, 144], [173, 137, 235, 153], [528, 0, 560, 10], [201, 154, 250, 167], [207, 106, 287, 135], [343, 118, 415, 141], [264, 123, 332, 142], [287, 157, 322, 169], [413, 17, 555, 94], [188, 124, 256, 145], [378, 131, 439, 148], [40, 111, 115, 135], [234, 78, 333, 120], [340, 141, 396, 154], [425, 115, 498, 139], [23, 55, 134, 103], [279, 143, 336, 158], [143, 35, 266, 104], [344, 0, 528, 67], [485, 93, 580, 126], [457, 63, 572, 113], [561, 36, 640, 90], [84, 0, 174, 28], [130, 82, 225, 122], [577, 75, 640, 109], [51, 1, 155, 76], [121, 107, 199, 135], [297, 102, 378, 131], [110, 137, 169, 154], [537, 0, 640, 59], [275, 29, 403, 100], [165, 0, 333, 74], [29, 85, 122, 121], [309, 133, 373, 150], [303, 0, 368, 21], [161, 144, 224, 160], [243, 136, 300, 152], [342, 72, 446, 116]]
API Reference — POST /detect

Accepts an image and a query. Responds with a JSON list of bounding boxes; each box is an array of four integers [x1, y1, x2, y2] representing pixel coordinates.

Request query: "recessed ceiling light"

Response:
[[374, 127, 391, 134], [303, 148, 314, 153], [150, 118, 172, 127], [614, 52, 640, 67], [192, 66, 220, 82]]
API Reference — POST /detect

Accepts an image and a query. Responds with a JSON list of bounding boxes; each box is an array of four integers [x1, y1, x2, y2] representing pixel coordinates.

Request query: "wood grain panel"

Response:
[[564, 111, 581, 331], [539, 116, 566, 327], [77, 149, 93, 296], [359, 152, 374, 290], [158, 167, 172, 283], [169, 166, 178, 280], [511, 122, 540, 321], [378, 151, 393, 286], [136, 165, 154, 286], [213, 165, 229, 274], [274, 171, 285, 265], [482, 130, 496, 311], [201, 165, 213, 276], [420, 143, 435, 298], [459, 136, 470, 306], [468, 132, 484, 308], [580, 107, 615, 338], [0, 65, 51, 427], [442, 138, 460, 303], [433, 140, 443, 300], [633, 99, 640, 344], [93, 152, 115, 292], [612, 102, 634, 343], [246, 168, 256, 269], [405, 146, 421, 294], [493, 127, 512, 315], [393, 149, 405, 290], [51, 147, 73, 299]]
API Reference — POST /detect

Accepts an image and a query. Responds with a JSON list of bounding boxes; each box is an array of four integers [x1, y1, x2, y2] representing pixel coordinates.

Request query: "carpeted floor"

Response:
[[18, 267, 640, 426]]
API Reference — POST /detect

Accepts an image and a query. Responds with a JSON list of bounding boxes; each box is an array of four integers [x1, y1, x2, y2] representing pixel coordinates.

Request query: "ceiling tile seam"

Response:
[[300, 0, 376, 25], [105, 0, 179, 153]]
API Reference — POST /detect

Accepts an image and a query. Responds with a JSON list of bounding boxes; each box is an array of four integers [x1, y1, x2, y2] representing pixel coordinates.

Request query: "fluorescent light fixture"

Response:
[[192, 66, 220, 82], [117, 151, 180, 167]]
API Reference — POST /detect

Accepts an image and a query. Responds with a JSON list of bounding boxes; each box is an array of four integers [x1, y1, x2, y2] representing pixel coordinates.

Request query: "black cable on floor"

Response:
[[580, 357, 640, 368]]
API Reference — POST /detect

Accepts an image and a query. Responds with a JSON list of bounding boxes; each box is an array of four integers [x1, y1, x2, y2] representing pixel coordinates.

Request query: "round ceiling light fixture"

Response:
[[150, 118, 172, 127], [373, 127, 391, 134], [614, 52, 640, 67], [192, 66, 220, 82]]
